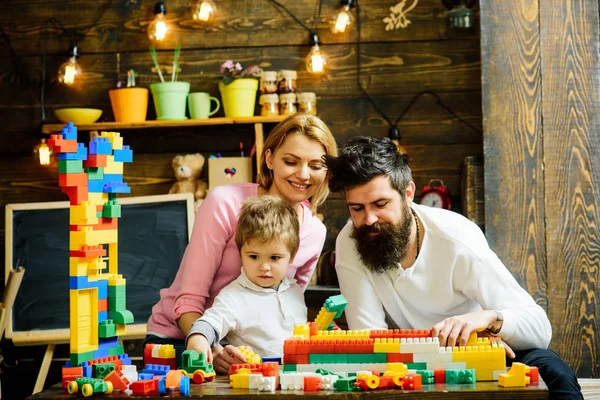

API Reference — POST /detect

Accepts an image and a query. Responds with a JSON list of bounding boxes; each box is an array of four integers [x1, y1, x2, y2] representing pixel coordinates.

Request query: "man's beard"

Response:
[[350, 205, 414, 274]]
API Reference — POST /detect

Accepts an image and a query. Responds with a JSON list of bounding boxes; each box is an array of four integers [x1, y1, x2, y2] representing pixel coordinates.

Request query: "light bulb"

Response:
[[33, 139, 52, 166], [193, 0, 216, 22], [58, 45, 82, 86], [331, 4, 353, 34], [306, 45, 327, 75], [148, 1, 168, 42]]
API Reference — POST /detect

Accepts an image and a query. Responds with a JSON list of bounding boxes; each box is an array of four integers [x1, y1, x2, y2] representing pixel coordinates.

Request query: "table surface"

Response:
[[28, 375, 549, 399]]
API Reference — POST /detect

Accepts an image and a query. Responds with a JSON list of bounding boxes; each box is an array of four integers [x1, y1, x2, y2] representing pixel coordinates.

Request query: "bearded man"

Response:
[[325, 136, 581, 400]]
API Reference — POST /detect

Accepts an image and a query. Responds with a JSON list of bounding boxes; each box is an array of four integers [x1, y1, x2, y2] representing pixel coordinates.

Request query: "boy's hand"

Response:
[[187, 334, 213, 363], [212, 344, 248, 374]]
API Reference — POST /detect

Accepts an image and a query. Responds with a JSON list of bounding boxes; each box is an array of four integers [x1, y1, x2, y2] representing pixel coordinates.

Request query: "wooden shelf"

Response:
[[42, 115, 287, 170], [41, 116, 287, 134], [306, 285, 341, 293]]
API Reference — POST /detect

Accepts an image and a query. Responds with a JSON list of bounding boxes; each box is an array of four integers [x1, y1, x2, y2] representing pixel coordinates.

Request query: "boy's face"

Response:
[[241, 239, 292, 288]]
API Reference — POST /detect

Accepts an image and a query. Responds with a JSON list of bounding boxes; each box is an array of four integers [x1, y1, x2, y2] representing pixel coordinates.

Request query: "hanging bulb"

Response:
[[33, 138, 52, 166], [193, 0, 217, 22], [57, 45, 82, 86], [148, 1, 169, 42], [305, 33, 327, 75], [330, 0, 354, 34]]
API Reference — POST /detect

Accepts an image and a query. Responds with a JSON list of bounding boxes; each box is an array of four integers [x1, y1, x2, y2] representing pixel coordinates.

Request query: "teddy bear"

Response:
[[168, 153, 208, 207]]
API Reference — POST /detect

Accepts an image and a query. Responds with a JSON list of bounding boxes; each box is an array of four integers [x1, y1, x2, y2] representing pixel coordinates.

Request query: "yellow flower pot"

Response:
[[218, 78, 259, 117]]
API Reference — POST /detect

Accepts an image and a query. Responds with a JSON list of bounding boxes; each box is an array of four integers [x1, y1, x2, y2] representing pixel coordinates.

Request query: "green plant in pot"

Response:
[[149, 43, 190, 120], [218, 60, 262, 118]]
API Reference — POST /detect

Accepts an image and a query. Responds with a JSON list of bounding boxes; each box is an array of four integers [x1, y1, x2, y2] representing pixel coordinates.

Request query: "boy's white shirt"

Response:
[[190, 267, 307, 357]]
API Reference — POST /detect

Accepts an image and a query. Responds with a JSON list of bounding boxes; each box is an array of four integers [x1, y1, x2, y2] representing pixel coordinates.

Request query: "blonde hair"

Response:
[[256, 113, 338, 213], [235, 195, 300, 259]]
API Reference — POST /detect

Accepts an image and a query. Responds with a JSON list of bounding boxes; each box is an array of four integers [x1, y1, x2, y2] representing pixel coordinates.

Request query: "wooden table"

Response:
[[28, 375, 549, 399]]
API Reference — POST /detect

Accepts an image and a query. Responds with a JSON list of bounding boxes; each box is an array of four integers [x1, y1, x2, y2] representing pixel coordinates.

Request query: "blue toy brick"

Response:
[[113, 146, 133, 162], [262, 357, 282, 365], [89, 138, 112, 155], [103, 182, 130, 193], [88, 179, 105, 193], [118, 354, 133, 365], [143, 364, 170, 375], [98, 311, 108, 322], [158, 376, 167, 396], [93, 345, 109, 360], [179, 375, 190, 396], [99, 336, 119, 347], [103, 174, 124, 183], [97, 280, 108, 299], [62, 122, 78, 140], [59, 143, 87, 160], [70, 276, 93, 289], [138, 373, 154, 380], [81, 363, 92, 378]]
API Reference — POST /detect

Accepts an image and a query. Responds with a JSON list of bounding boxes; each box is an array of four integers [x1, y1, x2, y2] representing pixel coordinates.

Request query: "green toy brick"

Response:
[[323, 294, 348, 317], [334, 378, 357, 391], [446, 369, 476, 384], [108, 286, 126, 297], [108, 309, 134, 324], [108, 295, 126, 311], [103, 200, 121, 218], [93, 363, 115, 379], [86, 167, 104, 179], [98, 320, 117, 338], [70, 350, 95, 366], [407, 362, 427, 370], [59, 160, 83, 173], [310, 354, 322, 364], [417, 370, 435, 384], [283, 364, 297, 372], [108, 345, 124, 356]]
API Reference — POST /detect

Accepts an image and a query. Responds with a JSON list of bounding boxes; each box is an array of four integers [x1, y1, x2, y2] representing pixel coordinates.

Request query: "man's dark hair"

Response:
[[325, 136, 412, 194]]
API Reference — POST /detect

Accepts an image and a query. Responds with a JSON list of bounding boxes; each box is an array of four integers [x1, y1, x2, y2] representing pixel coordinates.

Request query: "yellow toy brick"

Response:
[[100, 132, 124, 150], [314, 307, 337, 331], [70, 202, 99, 225], [374, 338, 401, 353], [386, 362, 408, 374], [239, 346, 261, 364], [104, 155, 123, 174], [293, 323, 310, 339], [498, 362, 530, 387], [158, 344, 176, 360], [70, 288, 99, 353], [230, 372, 250, 389]]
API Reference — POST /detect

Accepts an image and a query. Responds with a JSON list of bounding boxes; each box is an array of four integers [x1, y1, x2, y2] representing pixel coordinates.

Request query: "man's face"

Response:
[[346, 175, 416, 273]]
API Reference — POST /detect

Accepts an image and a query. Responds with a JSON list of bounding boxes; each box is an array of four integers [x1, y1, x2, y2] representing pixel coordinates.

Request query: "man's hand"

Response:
[[187, 334, 213, 363], [478, 331, 516, 359], [211, 344, 248, 374], [432, 310, 497, 348]]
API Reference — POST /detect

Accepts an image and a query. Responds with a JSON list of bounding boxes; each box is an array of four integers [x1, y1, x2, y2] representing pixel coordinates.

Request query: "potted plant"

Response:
[[109, 69, 149, 123], [218, 60, 262, 118], [149, 43, 190, 120]]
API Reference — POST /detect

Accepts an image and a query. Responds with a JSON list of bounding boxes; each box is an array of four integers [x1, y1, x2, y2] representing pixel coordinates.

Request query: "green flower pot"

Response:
[[150, 81, 191, 120]]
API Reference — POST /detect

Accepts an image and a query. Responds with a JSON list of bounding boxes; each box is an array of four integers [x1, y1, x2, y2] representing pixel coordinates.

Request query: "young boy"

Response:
[[186, 195, 307, 365]]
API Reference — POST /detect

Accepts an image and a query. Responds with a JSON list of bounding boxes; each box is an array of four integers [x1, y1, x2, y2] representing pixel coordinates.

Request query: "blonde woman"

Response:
[[145, 113, 338, 373]]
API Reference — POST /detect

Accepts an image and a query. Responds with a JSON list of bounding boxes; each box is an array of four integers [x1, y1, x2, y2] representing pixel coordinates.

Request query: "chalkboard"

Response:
[[4, 193, 195, 345]]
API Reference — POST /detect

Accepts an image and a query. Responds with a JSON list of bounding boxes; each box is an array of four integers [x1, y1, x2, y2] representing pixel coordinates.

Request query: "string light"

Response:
[[193, 0, 217, 22], [306, 33, 327, 75], [57, 45, 82, 86], [330, 0, 354, 34], [148, 1, 169, 42], [33, 138, 52, 166]]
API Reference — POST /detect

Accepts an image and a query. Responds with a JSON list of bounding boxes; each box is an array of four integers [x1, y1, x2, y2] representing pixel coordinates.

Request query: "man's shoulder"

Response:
[[416, 204, 487, 246]]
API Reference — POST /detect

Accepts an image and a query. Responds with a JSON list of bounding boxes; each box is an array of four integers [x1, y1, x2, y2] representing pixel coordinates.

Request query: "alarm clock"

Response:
[[420, 179, 451, 210]]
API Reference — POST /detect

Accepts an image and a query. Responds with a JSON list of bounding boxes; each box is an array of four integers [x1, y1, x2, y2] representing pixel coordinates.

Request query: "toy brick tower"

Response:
[[48, 123, 134, 366]]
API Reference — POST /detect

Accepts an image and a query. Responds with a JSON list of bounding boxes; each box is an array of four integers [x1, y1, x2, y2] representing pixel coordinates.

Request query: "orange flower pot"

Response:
[[109, 88, 149, 123]]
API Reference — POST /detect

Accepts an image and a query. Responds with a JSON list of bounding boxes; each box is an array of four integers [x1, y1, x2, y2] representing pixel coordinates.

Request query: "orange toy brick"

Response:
[[62, 185, 88, 204], [304, 376, 322, 391], [130, 380, 158, 395], [104, 370, 130, 391], [527, 366, 539, 383], [84, 154, 108, 168], [62, 366, 83, 389], [59, 172, 88, 187], [402, 373, 422, 390]]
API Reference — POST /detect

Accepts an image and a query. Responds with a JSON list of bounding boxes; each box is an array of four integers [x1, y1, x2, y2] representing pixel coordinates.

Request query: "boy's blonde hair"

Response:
[[235, 195, 300, 259]]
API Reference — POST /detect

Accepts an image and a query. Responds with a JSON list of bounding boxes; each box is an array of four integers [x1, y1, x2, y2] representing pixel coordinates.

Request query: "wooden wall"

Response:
[[481, 0, 599, 378], [0, 0, 483, 396]]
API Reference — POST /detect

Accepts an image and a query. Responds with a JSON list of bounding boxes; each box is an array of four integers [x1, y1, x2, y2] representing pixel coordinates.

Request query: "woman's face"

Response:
[[265, 133, 327, 207]]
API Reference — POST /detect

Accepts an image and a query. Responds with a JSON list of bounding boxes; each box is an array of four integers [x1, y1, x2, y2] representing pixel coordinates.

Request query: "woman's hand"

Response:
[[186, 334, 213, 363], [211, 344, 248, 374]]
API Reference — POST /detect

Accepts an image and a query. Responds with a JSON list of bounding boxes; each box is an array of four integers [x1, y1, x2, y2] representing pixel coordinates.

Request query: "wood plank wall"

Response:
[[481, 0, 599, 378], [0, 1, 484, 396], [0, 0, 483, 266]]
